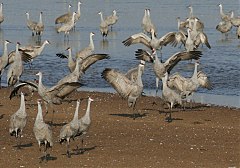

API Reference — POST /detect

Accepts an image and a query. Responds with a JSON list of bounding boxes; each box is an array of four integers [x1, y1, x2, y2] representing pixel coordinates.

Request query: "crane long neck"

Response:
[[26, 13, 30, 20], [89, 34, 94, 50], [39, 13, 42, 24], [192, 63, 198, 80], [73, 101, 80, 122], [136, 65, 143, 87], [36, 102, 43, 122], [3, 41, 9, 58], [77, 3, 81, 14], [19, 94, 25, 111], [100, 13, 104, 22], [0, 4, 2, 14], [84, 99, 92, 120], [219, 5, 224, 15]]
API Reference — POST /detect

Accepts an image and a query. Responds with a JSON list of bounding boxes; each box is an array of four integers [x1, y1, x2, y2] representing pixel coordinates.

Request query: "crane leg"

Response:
[[155, 77, 159, 96], [66, 141, 71, 158]]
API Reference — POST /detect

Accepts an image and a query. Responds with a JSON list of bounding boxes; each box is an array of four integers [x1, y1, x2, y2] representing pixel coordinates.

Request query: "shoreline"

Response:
[[78, 87, 240, 109]]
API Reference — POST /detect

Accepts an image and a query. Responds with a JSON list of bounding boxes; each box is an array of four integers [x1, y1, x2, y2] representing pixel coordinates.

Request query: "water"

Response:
[[0, 0, 239, 108]]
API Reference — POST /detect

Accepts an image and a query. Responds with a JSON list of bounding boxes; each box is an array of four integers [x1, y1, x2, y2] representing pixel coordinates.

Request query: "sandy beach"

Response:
[[0, 87, 239, 168]]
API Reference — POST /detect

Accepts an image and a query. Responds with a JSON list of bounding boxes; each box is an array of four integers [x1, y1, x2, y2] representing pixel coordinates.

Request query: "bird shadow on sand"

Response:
[[0, 114, 5, 119], [46, 121, 67, 127], [39, 154, 57, 163], [13, 142, 33, 149], [109, 113, 148, 119], [62, 146, 97, 157], [73, 145, 97, 155]]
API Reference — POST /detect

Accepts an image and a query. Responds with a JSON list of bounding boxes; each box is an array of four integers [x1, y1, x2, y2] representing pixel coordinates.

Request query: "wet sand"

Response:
[[0, 87, 239, 168]]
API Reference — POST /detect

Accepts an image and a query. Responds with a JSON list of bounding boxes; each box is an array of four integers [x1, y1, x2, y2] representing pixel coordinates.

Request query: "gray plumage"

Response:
[[59, 100, 80, 158], [122, 29, 177, 51], [35, 12, 44, 36], [9, 79, 38, 100], [0, 40, 11, 86], [57, 12, 76, 39], [19, 40, 50, 62], [98, 11, 109, 38], [230, 11, 240, 27], [74, 2, 82, 24], [9, 92, 27, 147], [141, 9, 157, 36], [7, 42, 24, 86], [0, 3, 4, 25], [162, 72, 182, 122], [135, 49, 202, 93], [125, 60, 145, 82], [105, 10, 118, 30], [216, 20, 232, 39], [76, 32, 95, 59], [102, 63, 144, 119], [55, 4, 72, 24], [56, 46, 109, 73], [76, 97, 94, 151], [33, 100, 53, 161], [25, 12, 37, 36], [218, 4, 231, 22]]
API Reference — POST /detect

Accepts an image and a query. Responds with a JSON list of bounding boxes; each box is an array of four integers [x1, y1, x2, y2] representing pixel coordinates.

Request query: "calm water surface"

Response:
[[0, 0, 239, 107]]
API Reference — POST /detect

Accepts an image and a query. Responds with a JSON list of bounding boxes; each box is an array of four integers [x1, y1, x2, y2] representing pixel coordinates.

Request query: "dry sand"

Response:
[[0, 87, 239, 168]]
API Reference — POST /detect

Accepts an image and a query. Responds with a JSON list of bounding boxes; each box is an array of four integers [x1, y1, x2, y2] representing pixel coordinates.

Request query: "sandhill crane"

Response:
[[230, 11, 240, 27], [76, 32, 95, 59], [9, 92, 27, 148], [9, 79, 38, 100], [9, 71, 82, 122], [141, 9, 157, 36], [0, 3, 4, 25], [135, 49, 202, 94], [35, 71, 82, 117], [102, 62, 145, 119], [76, 97, 94, 152], [218, 4, 231, 22], [56, 46, 109, 73], [168, 62, 200, 97], [55, 4, 72, 24], [216, 20, 232, 39], [0, 40, 11, 87], [105, 10, 118, 30], [197, 71, 212, 90], [168, 62, 212, 108], [33, 100, 53, 162], [59, 100, 80, 158], [57, 12, 76, 40], [7, 42, 24, 86], [25, 12, 37, 36], [35, 12, 44, 40], [185, 28, 197, 51], [125, 60, 145, 82], [186, 5, 204, 31], [161, 72, 182, 122], [19, 40, 50, 63], [98, 11, 109, 39], [74, 1, 82, 24], [56, 47, 76, 72], [122, 29, 177, 54]]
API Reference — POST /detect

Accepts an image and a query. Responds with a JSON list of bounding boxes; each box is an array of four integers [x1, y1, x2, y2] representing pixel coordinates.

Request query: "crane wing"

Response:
[[135, 49, 154, 63], [80, 54, 110, 73], [164, 51, 202, 73], [102, 68, 135, 99], [122, 33, 151, 49]]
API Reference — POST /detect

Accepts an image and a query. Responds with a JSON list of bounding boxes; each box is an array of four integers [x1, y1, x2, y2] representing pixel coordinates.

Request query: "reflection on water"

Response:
[[100, 39, 109, 50], [0, 0, 239, 107]]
